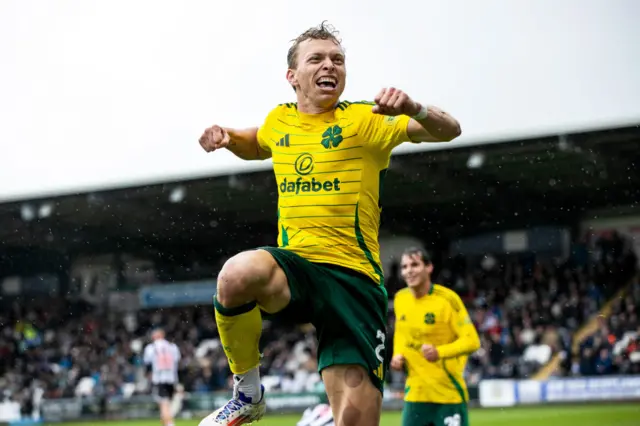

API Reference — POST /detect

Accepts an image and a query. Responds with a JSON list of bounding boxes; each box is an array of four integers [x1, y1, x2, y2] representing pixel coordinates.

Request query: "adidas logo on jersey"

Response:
[[279, 177, 342, 194], [276, 134, 290, 147]]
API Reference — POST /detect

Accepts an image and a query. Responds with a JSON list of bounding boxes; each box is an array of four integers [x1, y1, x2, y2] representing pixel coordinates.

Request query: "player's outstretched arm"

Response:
[[406, 104, 461, 143], [199, 125, 271, 161], [373, 87, 461, 143]]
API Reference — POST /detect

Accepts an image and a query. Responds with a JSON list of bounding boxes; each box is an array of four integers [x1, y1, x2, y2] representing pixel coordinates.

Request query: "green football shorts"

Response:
[[258, 246, 390, 393], [402, 401, 469, 426]]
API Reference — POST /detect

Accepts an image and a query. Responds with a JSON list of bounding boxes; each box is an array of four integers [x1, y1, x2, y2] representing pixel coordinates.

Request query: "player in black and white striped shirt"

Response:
[[297, 403, 335, 426], [143, 328, 181, 426]]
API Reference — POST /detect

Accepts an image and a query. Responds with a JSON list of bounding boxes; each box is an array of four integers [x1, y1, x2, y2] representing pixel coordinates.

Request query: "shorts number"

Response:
[[374, 329, 385, 363], [444, 414, 461, 426]]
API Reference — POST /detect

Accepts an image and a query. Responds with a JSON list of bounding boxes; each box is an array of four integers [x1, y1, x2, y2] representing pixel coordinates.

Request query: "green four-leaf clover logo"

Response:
[[321, 125, 343, 149], [424, 312, 436, 325]]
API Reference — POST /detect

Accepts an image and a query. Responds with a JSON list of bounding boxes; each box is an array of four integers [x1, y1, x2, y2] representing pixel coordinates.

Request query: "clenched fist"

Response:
[[372, 87, 421, 117], [421, 344, 440, 362], [390, 354, 405, 371], [199, 125, 230, 153]]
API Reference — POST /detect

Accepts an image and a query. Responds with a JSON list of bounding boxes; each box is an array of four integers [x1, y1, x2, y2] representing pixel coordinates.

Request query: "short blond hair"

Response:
[[287, 21, 342, 69]]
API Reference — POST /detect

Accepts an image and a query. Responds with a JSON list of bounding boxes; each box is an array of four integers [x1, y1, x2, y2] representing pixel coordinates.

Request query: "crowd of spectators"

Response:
[[461, 231, 638, 384], [0, 300, 322, 413], [1, 231, 638, 416], [561, 276, 640, 377]]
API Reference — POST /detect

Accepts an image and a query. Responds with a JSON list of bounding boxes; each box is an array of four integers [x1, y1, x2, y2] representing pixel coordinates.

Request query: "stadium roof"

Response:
[[1, 125, 639, 254]]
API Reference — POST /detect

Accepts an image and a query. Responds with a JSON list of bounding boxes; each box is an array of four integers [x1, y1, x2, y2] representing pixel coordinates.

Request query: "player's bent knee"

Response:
[[216, 249, 288, 310], [217, 250, 271, 306]]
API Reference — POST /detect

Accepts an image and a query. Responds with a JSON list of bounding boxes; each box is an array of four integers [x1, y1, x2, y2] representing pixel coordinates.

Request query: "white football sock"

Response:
[[235, 367, 261, 402]]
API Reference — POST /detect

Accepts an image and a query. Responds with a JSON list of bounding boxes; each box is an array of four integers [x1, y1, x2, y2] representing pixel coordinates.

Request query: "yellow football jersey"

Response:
[[393, 285, 481, 404], [256, 101, 411, 285]]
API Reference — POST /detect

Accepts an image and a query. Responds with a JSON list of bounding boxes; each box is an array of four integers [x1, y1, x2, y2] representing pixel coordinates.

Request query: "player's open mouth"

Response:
[[316, 76, 337, 90]]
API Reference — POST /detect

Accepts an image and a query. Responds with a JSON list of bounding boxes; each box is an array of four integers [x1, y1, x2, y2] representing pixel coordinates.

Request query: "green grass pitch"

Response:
[[50, 403, 640, 426]]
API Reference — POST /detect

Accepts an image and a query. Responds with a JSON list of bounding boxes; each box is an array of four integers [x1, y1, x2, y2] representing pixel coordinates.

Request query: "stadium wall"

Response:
[[0, 401, 20, 423], [478, 375, 640, 408]]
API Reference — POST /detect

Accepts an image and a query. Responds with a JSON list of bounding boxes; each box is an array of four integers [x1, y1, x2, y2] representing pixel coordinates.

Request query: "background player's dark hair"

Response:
[[287, 21, 342, 69], [402, 247, 432, 265]]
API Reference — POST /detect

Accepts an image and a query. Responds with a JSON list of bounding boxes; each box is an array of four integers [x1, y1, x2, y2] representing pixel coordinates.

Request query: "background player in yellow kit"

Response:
[[197, 22, 461, 426], [391, 248, 481, 426]]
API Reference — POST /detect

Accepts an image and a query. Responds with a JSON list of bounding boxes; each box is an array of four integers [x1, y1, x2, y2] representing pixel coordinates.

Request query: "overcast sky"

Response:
[[1, 0, 639, 202]]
